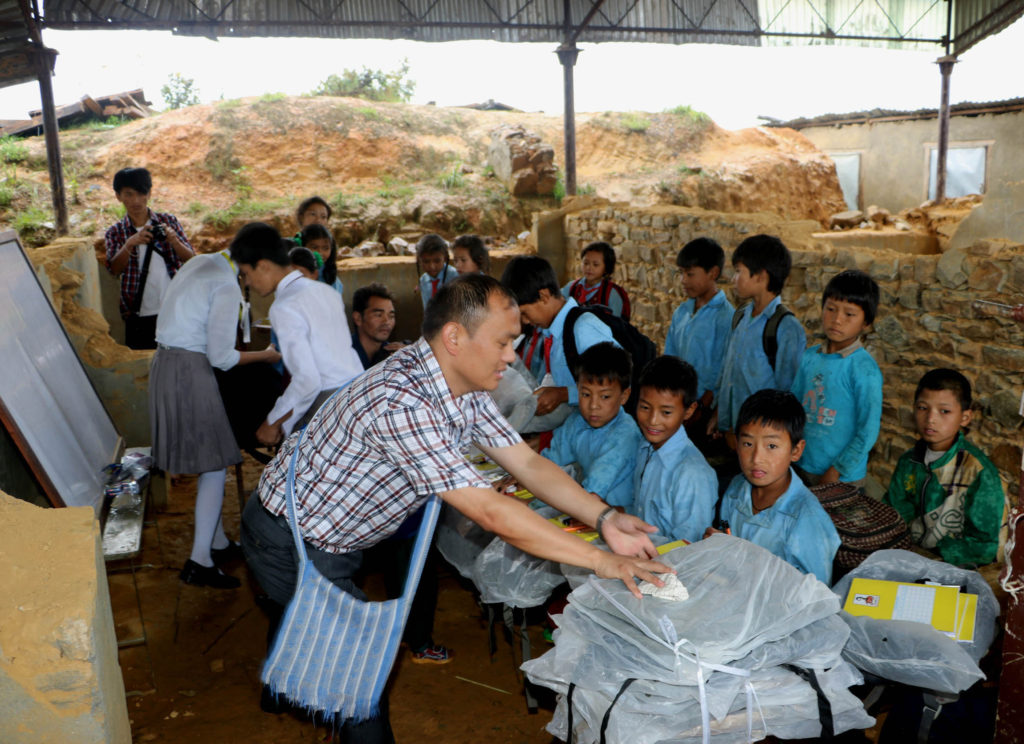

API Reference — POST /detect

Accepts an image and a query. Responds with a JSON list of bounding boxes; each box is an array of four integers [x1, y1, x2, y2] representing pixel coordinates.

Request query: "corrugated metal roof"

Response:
[[768, 96, 1024, 128], [30, 0, 1024, 51], [39, 0, 959, 46]]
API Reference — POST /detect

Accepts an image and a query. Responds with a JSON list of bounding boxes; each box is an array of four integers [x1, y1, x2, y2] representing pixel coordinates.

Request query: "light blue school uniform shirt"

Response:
[[719, 470, 841, 585], [561, 279, 628, 319], [664, 289, 735, 401], [717, 295, 806, 432], [630, 426, 717, 543], [544, 297, 617, 406], [544, 407, 642, 507], [418, 264, 459, 310], [790, 340, 883, 482]]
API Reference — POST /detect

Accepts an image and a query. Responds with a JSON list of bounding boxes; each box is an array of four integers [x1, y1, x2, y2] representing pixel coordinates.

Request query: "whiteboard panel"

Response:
[[0, 231, 121, 511]]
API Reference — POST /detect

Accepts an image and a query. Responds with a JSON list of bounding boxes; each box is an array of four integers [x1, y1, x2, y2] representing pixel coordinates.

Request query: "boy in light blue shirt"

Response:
[[631, 356, 718, 543], [715, 234, 806, 435], [544, 343, 642, 507], [707, 390, 840, 584], [665, 238, 735, 409], [791, 270, 883, 486], [416, 233, 458, 310], [501, 256, 617, 415]]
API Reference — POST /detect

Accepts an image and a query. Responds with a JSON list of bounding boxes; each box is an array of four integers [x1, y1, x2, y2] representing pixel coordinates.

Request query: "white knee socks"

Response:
[[191, 468, 227, 567]]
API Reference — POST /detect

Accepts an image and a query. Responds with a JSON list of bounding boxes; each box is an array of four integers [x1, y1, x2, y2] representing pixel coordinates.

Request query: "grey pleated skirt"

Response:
[[149, 347, 241, 474]]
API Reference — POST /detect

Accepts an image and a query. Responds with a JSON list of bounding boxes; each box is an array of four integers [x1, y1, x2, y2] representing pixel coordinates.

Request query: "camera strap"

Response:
[[130, 235, 155, 317]]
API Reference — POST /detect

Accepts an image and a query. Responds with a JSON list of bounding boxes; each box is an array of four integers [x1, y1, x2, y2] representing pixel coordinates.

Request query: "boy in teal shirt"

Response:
[[790, 270, 883, 486], [885, 369, 1006, 567]]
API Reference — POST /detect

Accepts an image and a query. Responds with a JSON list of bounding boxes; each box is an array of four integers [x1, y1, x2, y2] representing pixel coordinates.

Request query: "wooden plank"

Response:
[[81, 95, 102, 116]]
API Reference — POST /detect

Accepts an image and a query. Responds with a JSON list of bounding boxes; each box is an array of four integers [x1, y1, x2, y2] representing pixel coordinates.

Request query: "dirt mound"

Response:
[[6, 96, 845, 249]]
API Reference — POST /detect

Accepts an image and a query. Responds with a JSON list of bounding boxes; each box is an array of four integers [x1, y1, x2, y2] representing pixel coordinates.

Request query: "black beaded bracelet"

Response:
[[595, 506, 616, 542]]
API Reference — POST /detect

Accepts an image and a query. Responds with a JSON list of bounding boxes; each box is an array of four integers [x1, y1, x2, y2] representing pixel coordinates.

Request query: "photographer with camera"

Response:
[[105, 167, 194, 349]]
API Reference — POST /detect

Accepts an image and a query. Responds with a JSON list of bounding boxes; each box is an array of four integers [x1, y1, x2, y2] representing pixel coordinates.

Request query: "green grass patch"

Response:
[[203, 198, 284, 230], [438, 165, 465, 191], [622, 114, 651, 133], [665, 104, 712, 126], [356, 106, 383, 121], [259, 92, 286, 103], [376, 176, 414, 200]]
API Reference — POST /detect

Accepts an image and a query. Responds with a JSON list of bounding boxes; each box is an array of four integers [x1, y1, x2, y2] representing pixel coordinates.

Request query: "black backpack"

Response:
[[562, 305, 658, 416], [731, 302, 794, 371]]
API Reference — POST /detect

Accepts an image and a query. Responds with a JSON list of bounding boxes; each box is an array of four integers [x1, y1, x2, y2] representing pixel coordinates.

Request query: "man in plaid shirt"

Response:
[[104, 167, 193, 349], [241, 274, 668, 741]]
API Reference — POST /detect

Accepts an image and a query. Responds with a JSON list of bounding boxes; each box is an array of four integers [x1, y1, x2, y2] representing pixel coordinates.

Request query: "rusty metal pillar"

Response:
[[556, 43, 580, 197], [34, 46, 68, 236], [934, 54, 956, 203]]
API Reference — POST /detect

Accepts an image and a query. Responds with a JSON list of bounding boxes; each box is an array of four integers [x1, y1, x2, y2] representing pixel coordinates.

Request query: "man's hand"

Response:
[[820, 466, 841, 485], [600, 510, 659, 559], [703, 526, 725, 539], [534, 386, 568, 415], [705, 406, 719, 437], [125, 225, 152, 251], [256, 410, 290, 446], [592, 552, 671, 599], [493, 474, 519, 494], [383, 341, 407, 352]]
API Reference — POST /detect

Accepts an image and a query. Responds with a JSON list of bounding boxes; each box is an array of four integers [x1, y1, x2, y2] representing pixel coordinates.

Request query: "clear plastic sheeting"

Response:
[[489, 355, 571, 434], [435, 502, 494, 580], [471, 533, 565, 607], [831, 549, 1000, 694], [523, 536, 871, 743]]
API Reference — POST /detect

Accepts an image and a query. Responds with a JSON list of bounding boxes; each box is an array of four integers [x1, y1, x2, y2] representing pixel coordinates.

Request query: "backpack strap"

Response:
[[762, 303, 794, 372], [783, 665, 834, 740], [599, 678, 637, 744], [568, 278, 584, 303], [561, 305, 591, 379]]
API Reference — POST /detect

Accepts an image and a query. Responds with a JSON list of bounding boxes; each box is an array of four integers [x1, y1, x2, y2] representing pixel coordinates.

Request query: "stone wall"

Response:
[[563, 205, 1024, 492]]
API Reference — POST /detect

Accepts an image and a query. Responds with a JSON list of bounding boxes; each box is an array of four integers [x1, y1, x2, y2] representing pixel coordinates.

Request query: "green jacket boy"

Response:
[[885, 432, 1005, 567]]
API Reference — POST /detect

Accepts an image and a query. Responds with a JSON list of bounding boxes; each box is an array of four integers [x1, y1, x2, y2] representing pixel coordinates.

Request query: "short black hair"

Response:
[[736, 389, 805, 445], [230, 222, 290, 267], [576, 342, 632, 389], [823, 269, 880, 326], [676, 237, 724, 273], [915, 368, 972, 410], [732, 234, 792, 294], [352, 283, 394, 315], [300, 223, 337, 285], [637, 355, 698, 407], [112, 167, 152, 195], [422, 274, 517, 341], [500, 255, 560, 305], [453, 234, 490, 273], [296, 195, 332, 223], [289, 246, 319, 275], [582, 241, 616, 277]]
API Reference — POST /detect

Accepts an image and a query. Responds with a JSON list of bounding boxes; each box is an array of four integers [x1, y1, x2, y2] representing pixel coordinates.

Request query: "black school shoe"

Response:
[[211, 540, 244, 566], [180, 559, 241, 589]]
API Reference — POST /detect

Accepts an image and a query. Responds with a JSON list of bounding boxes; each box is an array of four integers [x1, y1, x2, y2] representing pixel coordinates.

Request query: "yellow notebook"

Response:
[[844, 578, 960, 637], [547, 514, 600, 542]]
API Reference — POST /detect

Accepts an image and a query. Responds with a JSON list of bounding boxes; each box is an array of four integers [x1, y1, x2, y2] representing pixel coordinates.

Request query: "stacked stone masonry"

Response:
[[564, 205, 1024, 494]]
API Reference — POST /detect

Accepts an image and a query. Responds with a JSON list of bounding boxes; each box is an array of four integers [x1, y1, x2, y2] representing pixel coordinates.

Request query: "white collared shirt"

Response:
[[268, 270, 362, 434], [154, 253, 242, 371]]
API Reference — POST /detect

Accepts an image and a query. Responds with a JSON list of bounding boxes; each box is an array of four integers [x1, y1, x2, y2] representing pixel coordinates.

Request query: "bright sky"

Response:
[[1, 17, 1022, 129]]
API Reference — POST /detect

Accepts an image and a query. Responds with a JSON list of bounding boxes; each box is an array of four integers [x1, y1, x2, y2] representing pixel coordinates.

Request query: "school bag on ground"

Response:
[[561, 304, 658, 416], [810, 481, 911, 578]]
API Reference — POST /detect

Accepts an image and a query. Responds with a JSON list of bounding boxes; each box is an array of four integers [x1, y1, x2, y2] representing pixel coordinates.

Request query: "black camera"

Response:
[[150, 222, 167, 241]]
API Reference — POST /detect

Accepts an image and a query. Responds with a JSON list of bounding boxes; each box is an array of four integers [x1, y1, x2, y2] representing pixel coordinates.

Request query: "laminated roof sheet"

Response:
[[34, 0, 1024, 52]]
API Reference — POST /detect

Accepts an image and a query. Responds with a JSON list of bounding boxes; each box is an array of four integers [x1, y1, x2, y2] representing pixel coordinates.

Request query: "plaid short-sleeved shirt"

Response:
[[104, 211, 192, 316], [258, 338, 522, 554]]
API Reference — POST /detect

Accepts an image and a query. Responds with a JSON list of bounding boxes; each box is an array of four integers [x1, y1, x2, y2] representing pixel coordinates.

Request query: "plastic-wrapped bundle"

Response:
[[830, 549, 999, 694], [523, 536, 867, 743], [489, 355, 571, 433], [566, 536, 839, 668], [435, 503, 494, 580], [540, 658, 872, 743], [471, 535, 565, 607]]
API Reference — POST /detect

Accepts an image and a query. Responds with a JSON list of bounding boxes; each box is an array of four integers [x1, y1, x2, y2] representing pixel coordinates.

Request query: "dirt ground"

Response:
[[108, 454, 559, 744]]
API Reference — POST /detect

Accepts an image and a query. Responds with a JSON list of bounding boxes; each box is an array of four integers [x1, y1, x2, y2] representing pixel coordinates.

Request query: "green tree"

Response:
[[311, 59, 415, 103], [161, 73, 200, 110]]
